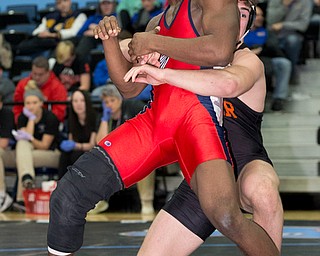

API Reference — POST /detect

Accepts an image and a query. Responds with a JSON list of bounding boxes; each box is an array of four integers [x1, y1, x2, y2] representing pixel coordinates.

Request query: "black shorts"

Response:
[[163, 179, 215, 241]]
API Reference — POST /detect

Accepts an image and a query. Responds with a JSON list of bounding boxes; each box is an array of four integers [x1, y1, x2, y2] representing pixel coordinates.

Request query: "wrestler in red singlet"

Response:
[[99, 0, 232, 187]]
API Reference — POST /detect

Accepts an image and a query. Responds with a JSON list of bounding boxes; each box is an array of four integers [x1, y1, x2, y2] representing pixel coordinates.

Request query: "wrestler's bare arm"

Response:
[[94, 17, 148, 99], [124, 49, 264, 106], [129, 0, 239, 66]]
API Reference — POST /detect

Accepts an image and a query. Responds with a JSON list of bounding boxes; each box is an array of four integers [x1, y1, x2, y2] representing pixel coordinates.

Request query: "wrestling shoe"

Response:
[[0, 193, 13, 213]]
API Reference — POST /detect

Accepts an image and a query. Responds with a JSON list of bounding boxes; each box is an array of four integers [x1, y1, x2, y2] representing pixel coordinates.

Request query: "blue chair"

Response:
[[86, 1, 99, 9], [4, 23, 37, 35], [46, 2, 79, 11], [6, 4, 38, 24], [0, 12, 29, 30]]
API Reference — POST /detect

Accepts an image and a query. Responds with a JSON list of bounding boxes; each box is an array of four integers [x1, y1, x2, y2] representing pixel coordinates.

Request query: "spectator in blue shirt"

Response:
[[120, 0, 163, 36], [75, 0, 117, 61]]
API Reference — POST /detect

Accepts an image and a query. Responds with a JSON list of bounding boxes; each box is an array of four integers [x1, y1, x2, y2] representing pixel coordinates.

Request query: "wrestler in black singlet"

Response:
[[163, 96, 273, 240]]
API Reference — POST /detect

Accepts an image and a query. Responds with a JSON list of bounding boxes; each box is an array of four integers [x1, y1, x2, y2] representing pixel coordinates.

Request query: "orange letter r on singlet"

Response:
[[224, 101, 237, 118]]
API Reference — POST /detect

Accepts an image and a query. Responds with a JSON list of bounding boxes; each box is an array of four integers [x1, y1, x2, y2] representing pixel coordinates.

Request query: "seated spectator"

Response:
[[119, 0, 162, 36], [91, 59, 152, 102], [16, 0, 87, 57], [12, 81, 60, 211], [244, 5, 292, 111], [58, 90, 97, 179], [0, 33, 13, 91], [116, 0, 142, 36], [52, 40, 91, 92], [75, 0, 117, 61], [0, 33, 13, 71], [13, 56, 67, 123], [311, 0, 320, 56], [131, 0, 163, 33], [95, 84, 154, 215], [266, 0, 313, 85], [91, 59, 110, 96], [0, 65, 15, 106], [0, 92, 15, 213]]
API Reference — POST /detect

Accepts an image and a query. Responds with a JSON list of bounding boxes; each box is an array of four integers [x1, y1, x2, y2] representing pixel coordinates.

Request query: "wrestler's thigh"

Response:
[[98, 117, 175, 187], [175, 119, 229, 183]]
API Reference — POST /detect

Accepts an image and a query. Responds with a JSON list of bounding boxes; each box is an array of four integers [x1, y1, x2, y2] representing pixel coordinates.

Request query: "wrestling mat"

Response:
[[0, 220, 319, 255]]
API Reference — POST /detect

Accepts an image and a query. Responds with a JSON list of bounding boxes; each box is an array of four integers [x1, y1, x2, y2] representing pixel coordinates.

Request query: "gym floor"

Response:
[[0, 211, 319, 256]]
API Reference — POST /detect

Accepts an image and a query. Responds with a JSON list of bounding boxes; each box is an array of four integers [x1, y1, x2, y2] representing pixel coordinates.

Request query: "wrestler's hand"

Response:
[[138, 52, 161, 67], [124, 64, 165, 85], [120, 38, 160, 65], [93, 16, 121, 40], [129, 26, 160, 63]]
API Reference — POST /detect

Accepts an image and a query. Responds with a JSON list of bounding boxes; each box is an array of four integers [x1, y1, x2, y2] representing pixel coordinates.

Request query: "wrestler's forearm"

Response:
[[162, 68, 242, 97], [160, 51, 262, 97], [102, 38, 147, 98], [149, 35, 231, 67]]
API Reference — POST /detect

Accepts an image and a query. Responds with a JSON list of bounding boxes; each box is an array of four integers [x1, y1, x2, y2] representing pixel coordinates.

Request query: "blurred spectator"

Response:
[[119, 0, 162, 36], [92, 59, 110, 95], [131, 0, 163, 33], [266, 0, 313, 85], [0, 92, 15, 213], [0, 65, 15, 106], [311, 0, 320, 56], [117, 0, 142, 34], [16, 0, 87, 57], [75, 0, 117, 61], [58, 90, 97, 179], [244, 5, 292, 111], [12, 81, 60, 211], [91, 58, 152, 101], [52, 40, 91, 92], [95, 84, 154, 215], [14, 56, 67, 123], [0, 33, 13, 71]]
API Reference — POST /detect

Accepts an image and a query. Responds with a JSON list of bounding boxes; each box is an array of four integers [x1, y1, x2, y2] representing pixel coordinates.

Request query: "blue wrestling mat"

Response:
[[0, 220, 319, 255], [119, 225, 320, 239]]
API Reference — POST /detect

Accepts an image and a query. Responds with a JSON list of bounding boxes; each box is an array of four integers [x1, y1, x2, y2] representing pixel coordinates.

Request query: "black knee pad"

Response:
[[163, 180, 215, 241], [47, 146, 124, 253]]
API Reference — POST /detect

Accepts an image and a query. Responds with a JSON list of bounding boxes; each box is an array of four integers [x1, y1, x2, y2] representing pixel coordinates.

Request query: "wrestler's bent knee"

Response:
[[47, 146, 124, 253]]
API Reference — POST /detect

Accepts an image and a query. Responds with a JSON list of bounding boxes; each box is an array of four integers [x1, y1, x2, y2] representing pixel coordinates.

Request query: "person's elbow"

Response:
[[206, 46, 235, 67], [217, 48, 234, 66], [222, 77, 240, 97]]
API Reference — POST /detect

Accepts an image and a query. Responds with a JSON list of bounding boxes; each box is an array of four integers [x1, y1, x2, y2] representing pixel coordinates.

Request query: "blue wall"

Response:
[[1, 0, 92, 12], [0, 0, 166, 13]]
